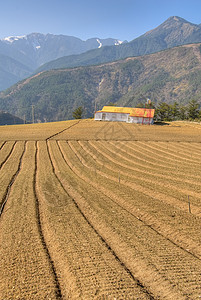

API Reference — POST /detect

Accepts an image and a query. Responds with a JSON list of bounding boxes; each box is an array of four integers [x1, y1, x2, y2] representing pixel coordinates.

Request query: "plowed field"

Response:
[[0, 120, 201, 299]]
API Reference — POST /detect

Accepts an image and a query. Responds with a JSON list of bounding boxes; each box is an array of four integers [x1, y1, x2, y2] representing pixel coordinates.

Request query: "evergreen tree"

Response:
[[179, 105, 187, 120], [187, 100, 199, 120], [145, 102, 155, 109], [72, 106, 84, 119], [170, 102, 180, 120], [154, 100, 201, 122], [155, 103, 172, 121]]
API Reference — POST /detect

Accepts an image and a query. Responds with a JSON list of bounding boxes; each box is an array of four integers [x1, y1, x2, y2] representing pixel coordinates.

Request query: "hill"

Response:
[[36, 16, 201, 73], [0, 43, 201, 122], [0, 54, 33, 91], [0, 111, 24, 125]]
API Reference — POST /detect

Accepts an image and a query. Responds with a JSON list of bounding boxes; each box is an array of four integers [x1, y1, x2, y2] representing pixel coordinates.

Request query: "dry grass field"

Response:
[[0, 119, 201, 299]]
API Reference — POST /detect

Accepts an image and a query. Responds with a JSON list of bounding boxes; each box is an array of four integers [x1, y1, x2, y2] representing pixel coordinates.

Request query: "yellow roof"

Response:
[[101, 106, 133, 114], [100, 106, 155, 118]]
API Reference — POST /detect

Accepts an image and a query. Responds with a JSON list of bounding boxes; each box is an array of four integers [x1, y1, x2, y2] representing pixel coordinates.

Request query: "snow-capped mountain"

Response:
[[1, 33, 124, 68], [3, 35, 27, 43], [0, 33, 124, 90], [2, 16, 201, 92]]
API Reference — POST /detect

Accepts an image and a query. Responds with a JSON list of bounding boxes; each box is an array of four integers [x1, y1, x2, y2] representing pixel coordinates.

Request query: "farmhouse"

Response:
[[94, 106, 155, 125]]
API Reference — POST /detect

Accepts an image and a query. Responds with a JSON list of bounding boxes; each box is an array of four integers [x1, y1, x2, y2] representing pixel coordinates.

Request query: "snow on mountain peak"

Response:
[[96, 38, 123, 48], [96, 39, 102, 48], [2, 35, 27, 43], [1, 34, 42, 51], [115, 40, 123, 45]]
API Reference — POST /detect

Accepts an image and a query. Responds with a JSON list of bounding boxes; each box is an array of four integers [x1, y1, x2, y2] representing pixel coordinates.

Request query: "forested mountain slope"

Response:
[[0, 43, 201, 122]]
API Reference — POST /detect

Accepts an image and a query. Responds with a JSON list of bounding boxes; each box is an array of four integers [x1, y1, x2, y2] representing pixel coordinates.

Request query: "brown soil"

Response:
[[1, 120, 201, 299]]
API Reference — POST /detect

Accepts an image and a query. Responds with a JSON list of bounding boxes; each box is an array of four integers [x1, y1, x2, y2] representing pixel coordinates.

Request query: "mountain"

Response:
[[0, 43, 201, 122], [0, 33, 124, 90], [1, 33, 124, 67], [36, 16, 201, 73], [0, 54, 33, 90], [140, 16, 201, 47], [1, 16, 201, 92], [0, 111, 24, 125]]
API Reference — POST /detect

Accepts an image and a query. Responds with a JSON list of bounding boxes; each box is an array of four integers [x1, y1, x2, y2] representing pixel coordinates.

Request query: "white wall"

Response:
[[94, 112, 154, 124], [128, 116, 153, 124], [94, 112, 129, 122], [94, 112, 102, 120]]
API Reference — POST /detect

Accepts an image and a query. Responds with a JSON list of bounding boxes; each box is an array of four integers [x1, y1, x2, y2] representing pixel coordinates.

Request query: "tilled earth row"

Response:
[[55, 140, 201, 299], [36, 141, 151, 299], [0, 142, 24, 208], [1, 138, 201, 299], [75, 140, 201, 241], [0, 142, 59, 299], [72, 140, 201, 256]]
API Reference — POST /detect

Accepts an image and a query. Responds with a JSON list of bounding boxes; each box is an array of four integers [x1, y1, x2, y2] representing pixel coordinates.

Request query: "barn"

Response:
[[94, 106, 155, 125]]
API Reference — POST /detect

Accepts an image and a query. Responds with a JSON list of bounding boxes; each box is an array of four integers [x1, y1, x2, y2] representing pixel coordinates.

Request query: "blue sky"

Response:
[[1, 0, 201, 41]]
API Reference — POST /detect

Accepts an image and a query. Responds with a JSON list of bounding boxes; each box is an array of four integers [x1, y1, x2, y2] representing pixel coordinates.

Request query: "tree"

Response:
[[187, 100, 199, 120], [145, 102, 155, 109], [170, 102, 180, 120], [155, 102, 172, 121], [179, 105, 187, 120], [73, 106, 84, 119]]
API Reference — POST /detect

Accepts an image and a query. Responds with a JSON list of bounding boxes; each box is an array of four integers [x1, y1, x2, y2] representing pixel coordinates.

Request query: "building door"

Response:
[[102, 113, 106, 120]]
